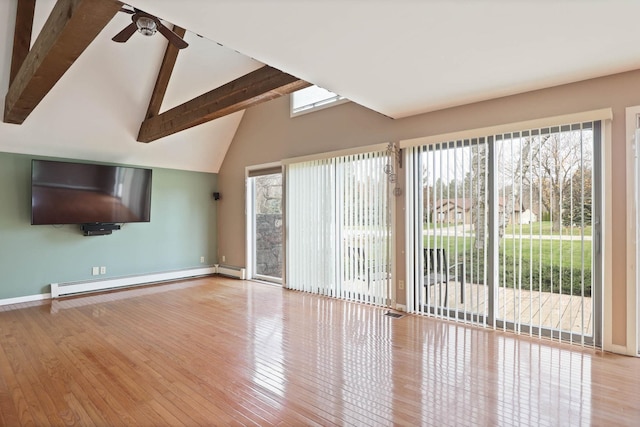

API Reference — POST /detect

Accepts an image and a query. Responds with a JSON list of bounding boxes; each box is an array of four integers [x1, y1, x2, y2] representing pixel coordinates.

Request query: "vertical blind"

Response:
[[405, 141, 488, 325], [287, 158, 337, 296], [494, 122, 599, 345], [286, 150, 391, 306], [405, 122, 600, 347]]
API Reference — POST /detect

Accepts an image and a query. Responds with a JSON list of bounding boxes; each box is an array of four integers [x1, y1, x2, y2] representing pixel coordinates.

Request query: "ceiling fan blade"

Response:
[[157, 22, 189, 49], [112, 22, 138, 42], [119, 6, 135, 14]]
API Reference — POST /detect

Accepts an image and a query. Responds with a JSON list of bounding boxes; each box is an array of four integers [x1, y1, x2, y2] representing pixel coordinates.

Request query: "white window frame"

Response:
[[245, 162, 284, 285], [625, 105, 640, 356]]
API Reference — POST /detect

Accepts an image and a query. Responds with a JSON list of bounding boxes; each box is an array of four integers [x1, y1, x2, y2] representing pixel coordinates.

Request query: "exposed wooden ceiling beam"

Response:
[[137, 65, 311, 143], [144, 25, 186, 120], [4, 0, 122, 125], [9, 0, 36, 85]]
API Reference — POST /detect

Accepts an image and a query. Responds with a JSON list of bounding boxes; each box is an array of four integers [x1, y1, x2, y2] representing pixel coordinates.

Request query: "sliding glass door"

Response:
[[406, 121, 601, 346], [494, 123, 600, 343]]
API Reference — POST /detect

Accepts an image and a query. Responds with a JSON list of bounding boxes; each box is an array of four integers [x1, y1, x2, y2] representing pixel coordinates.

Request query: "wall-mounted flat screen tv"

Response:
[[31, 159, 152, 225]]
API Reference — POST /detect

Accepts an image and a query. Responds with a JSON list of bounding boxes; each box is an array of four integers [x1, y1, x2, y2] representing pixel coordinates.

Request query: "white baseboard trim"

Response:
[[0, 293, 51, 307], [603, 342, 638, 357], [51, 266, 217, 298]]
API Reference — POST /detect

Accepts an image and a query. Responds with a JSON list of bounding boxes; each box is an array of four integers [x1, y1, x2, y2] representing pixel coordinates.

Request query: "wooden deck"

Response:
[[0, 277, 635, 426], [341, 278, 593, 337], [424, 282, 593, 336]]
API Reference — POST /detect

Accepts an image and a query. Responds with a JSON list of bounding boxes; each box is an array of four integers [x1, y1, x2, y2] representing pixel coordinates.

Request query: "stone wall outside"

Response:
[[255, 213, 282, 277]]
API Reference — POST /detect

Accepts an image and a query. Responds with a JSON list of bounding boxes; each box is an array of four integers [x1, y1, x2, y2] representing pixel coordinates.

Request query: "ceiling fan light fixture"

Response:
[[136, 16, 157, 36], [112, 7, 188, 48]]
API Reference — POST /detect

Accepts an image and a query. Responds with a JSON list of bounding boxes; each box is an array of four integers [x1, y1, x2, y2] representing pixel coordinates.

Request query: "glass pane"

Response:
[[292, 85, 344, 114], [254, 173, 283, 279], [495, 125, 594, 339], [421, 141, 488, 321]]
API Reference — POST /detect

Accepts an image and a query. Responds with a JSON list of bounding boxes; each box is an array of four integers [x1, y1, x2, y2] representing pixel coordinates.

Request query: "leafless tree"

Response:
[[523, 132, 592, 232]]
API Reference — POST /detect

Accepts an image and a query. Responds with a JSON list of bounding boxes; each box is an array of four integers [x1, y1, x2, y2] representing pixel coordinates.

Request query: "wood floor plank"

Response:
[[14, 307, 97, 426], [1, 325, 54, 426], [0, 277, 639, 426], [0, 344, 25, 426], [97, 308, 274, 425]]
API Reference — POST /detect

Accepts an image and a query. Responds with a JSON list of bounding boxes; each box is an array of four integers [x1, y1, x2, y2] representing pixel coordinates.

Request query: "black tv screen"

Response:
[[31, 160, 152, 225]]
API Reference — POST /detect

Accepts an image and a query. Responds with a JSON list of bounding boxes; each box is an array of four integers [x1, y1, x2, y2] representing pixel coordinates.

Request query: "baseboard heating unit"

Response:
[[50, 267, 217, 298], [216, 265, 246, 280]]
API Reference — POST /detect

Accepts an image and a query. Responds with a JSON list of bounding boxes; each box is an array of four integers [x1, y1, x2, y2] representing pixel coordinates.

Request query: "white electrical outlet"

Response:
[[222, 255, 226, 263], [399, 280, 405, 290], [92, 267, 99, 276], [200, 256, 205, 263], [100, 266, 106, 275]]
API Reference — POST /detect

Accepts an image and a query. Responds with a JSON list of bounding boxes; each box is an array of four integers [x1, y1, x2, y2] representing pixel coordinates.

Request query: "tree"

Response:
[[470, 145, 488, 249], [447, 178, 463, 198], [562, 168, 592, 227], [508, 131, 592, 232]]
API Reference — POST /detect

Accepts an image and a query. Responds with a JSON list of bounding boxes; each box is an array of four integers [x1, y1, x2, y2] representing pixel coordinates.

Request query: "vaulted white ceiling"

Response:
[[3, 0, 640, 173], [0, 0, 262, 173]]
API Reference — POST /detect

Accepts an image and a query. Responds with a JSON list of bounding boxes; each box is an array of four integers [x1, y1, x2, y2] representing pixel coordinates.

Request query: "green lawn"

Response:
[[503, 221, 592, 237], [423, 221, 592, 236], [425, 234, 592, 295], [425, 235, 592, 270]]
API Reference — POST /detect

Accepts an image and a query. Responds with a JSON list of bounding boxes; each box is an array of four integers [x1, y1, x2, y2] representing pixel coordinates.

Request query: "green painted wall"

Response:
[[0, 152, 218, 300]]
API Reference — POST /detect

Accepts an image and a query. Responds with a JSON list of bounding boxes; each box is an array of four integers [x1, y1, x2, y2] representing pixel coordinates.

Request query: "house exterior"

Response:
[[429, 197, 536, 226], [431, 198, 470, 224], [519, 208, 538, 224]]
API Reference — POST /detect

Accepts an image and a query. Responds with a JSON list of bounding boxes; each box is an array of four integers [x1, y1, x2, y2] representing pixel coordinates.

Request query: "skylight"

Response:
[[291, 85, 348, 116]]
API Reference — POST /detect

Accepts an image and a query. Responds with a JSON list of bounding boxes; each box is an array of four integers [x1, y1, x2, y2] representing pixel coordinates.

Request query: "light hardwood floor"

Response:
[[0, 277, 638, 426]]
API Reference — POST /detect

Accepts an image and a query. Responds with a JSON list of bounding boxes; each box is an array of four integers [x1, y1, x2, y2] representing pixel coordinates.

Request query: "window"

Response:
[[290, 85, 348, 116]]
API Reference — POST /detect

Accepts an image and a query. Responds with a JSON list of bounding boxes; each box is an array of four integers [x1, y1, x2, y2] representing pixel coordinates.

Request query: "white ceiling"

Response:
[[132, 0, 640, 119], [3, 0, 640, 172]]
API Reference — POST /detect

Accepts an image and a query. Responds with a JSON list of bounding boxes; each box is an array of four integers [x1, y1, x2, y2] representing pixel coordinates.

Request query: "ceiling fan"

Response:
[[112, 6, 188, 49]]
